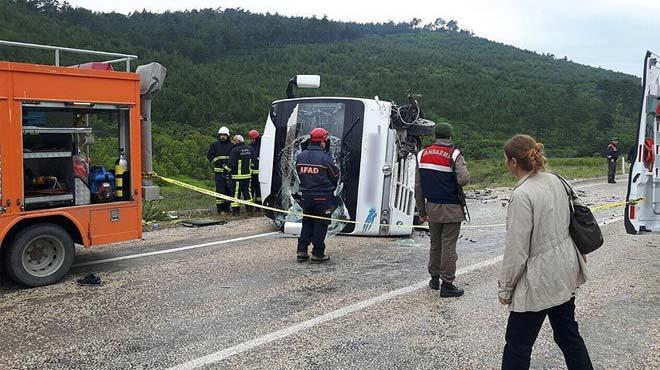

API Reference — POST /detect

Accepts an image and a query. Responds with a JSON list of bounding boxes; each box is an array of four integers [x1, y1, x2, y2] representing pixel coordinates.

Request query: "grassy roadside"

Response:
[[467, 157, 625, 189], [143, 158, 626, 221], [143, 176, 216, 222]]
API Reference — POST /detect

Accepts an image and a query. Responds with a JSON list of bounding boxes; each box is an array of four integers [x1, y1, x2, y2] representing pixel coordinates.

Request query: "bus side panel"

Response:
[[352, 101, 387, 236], [259, 116, 276, 201]]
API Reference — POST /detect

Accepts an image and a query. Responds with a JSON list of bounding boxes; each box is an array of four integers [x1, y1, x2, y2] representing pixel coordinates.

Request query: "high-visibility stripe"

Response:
[[419, 163, 453, 172], [231, 182, 241, 208], [251, 169, 260, 174], [231, 175, 251, 180], [214, 168, 225, 173]]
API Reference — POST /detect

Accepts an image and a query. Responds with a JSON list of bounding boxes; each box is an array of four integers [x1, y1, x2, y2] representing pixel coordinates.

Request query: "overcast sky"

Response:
[[67, 0, 660, 76]]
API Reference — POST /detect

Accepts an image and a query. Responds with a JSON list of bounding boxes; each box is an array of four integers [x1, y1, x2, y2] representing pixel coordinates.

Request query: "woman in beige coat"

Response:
[[498, 135, 593, 370]]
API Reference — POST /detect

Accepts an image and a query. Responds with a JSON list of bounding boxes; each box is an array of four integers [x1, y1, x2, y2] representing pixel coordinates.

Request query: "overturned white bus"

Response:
[[625, 51, 660, 234], [258, 75, 434, 236]]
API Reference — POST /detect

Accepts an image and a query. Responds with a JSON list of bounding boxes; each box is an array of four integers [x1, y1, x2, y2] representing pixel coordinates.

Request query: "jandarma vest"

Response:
[[417, 144, 462, 204]]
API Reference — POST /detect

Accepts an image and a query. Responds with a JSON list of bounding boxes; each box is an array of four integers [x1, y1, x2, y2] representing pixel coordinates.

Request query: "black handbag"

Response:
[[554, 174, 604, 254]]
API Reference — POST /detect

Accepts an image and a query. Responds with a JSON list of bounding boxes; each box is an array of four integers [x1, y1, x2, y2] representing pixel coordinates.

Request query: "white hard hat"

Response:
[[218, 126, 230, 135], [234, 134, 244, 143]]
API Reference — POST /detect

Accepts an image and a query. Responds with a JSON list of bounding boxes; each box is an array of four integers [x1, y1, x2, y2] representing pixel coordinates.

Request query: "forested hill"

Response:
[[0, 0, 642, 180]]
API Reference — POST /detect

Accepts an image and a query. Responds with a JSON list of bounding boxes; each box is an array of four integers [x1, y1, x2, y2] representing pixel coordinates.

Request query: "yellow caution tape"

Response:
[[153, 173, 641, 232], [590, 197, 643, 212]]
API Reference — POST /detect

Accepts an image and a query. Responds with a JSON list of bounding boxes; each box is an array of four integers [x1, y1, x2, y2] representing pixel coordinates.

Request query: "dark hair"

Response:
[[504, 134, 548, 174]]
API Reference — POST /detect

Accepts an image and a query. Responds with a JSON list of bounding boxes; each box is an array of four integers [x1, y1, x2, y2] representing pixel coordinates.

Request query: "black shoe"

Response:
[[296, 254, 309, 262], [232, 210, 240, 217], [429, 276, 440, 290], [310, 254, 330, 264], [77, 273, 101, 286], [440, 283, 464, 298]]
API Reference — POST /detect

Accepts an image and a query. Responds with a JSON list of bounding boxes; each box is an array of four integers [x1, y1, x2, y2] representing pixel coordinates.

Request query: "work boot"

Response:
[[429, 276, 440, 290], [310, 254, 330, 264], [296, 253, 309, 263], [440, 282, 464, 298], [232, 209, 240, 217]]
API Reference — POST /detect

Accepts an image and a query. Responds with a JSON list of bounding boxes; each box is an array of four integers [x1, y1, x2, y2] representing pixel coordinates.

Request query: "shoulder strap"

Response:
[[552, 173, 575, 198], [551, 173, 576, 214]]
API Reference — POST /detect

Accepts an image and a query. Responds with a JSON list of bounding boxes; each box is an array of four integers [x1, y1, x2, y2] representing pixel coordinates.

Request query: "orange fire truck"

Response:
[[0, 40, 165, 287]]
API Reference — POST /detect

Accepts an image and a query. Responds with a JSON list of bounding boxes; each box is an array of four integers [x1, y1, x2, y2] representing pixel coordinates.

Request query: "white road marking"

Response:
[[72, 232, 280, 268], [167, 255, 504, 370], [575, 179, 628, 189], [463, 223, 506, 229], [600, 216, 623, 226]]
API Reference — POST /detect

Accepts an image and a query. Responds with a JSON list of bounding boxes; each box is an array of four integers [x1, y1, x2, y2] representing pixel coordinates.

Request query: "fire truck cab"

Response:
[[0, 40, 165, 286]]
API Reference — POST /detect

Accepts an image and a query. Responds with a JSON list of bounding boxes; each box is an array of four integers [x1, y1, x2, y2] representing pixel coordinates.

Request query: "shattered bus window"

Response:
[[272, 103, 350, 236]]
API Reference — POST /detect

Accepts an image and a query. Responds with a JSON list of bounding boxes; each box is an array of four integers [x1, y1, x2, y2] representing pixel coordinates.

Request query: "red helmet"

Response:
[[310, 128, 328, 142], [248, 130, 260, 140]]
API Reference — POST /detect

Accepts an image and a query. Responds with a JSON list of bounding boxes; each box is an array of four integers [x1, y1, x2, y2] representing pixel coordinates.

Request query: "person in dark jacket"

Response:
[[248, 130, 262, 206], [295, 128, 340, 263], [415, 122, 469, 298], [226, 135, 257, 216], [606, 138, 619, 183], [207, 126, 233, 213]]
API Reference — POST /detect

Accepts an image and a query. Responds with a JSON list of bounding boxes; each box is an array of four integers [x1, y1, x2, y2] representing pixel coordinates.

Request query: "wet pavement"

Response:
[[0, 178, 658, 369]]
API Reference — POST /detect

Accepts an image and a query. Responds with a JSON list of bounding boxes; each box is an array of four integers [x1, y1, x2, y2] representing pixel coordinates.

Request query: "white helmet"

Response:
[[234, 134, 244, 143], [218, 126, 230, 135]]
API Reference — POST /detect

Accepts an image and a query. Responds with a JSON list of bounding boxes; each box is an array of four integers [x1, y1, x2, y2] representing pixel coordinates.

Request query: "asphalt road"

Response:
[[0, 179, 658, 370]]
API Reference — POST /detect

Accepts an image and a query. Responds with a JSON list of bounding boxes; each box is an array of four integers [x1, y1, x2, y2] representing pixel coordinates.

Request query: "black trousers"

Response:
[[297, 194, 336, 257], [251, 174, 261, 204], [214, 173, 231, 212], [502, 298, 593, 370], [229, 178, 253, 215], [607, 159, 617, 182]]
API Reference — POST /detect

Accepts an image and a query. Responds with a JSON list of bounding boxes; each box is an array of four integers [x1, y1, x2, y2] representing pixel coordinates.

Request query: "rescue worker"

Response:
[[606, 138, 619, 184], [295, 128, 340, 263], [248, 130, 262, 206], [226, 135, 257, 216], [415, 122, 469, 298], [207, 126, 233, 213]]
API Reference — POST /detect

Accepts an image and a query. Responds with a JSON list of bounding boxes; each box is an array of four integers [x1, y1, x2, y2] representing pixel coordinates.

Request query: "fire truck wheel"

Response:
[[6, 224, 75, 287]]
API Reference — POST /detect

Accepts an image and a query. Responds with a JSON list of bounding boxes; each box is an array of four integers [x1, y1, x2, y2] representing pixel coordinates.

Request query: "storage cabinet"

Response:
[[22, 126, 92, 210]]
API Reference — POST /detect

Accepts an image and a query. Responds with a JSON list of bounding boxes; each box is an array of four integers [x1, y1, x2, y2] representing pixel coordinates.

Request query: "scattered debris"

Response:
[[396, 239, 422, 247], [76, 273, 101, 286], [179, 219, 229, 228]]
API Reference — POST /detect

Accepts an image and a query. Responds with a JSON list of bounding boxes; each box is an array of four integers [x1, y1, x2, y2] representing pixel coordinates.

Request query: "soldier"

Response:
[[606, 138, 619, 184], [415, 122, 470, 298]]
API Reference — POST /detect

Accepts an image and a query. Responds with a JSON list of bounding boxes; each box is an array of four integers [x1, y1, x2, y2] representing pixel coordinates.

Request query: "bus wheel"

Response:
[[6, 224, 75, 287]]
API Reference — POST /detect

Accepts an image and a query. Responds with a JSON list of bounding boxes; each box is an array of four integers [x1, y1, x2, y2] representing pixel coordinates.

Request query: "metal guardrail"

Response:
[[0, 40, 138, 71]]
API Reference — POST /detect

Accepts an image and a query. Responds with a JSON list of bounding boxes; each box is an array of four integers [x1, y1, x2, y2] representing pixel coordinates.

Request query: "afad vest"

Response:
[[417, 144, 462, 204]]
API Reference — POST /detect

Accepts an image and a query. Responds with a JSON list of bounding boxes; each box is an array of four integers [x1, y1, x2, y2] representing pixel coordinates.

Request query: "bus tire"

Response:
[[6, 224, 75, 287]]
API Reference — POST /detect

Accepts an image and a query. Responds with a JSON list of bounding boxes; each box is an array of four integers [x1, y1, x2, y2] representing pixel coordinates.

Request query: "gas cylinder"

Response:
[[114, 149, 128, 199]]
